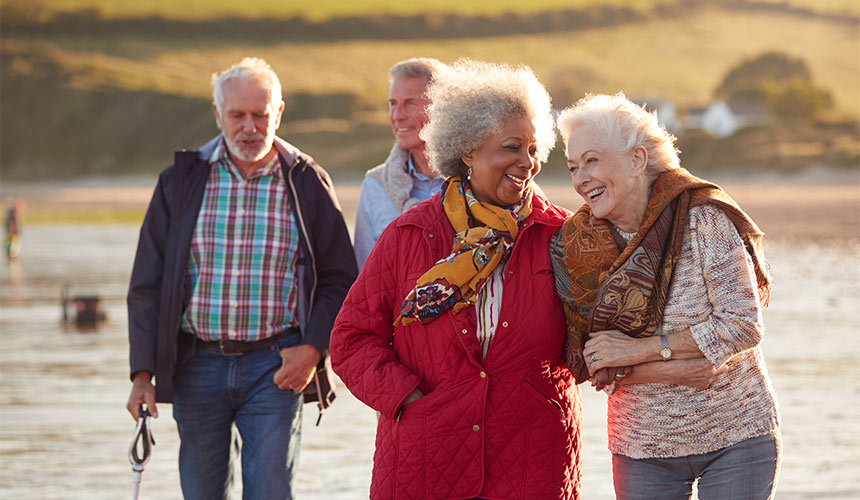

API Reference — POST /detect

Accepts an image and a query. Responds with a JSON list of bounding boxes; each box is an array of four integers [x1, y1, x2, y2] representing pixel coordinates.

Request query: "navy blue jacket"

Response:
[[128, 136, 357, 402]]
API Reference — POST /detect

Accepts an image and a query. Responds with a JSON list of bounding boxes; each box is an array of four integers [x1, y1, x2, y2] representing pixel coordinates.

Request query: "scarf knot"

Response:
[[395, 175, 531, 326]]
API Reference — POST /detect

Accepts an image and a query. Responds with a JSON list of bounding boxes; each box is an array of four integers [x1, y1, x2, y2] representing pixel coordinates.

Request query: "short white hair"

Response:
[[389, 57, 446, 85], [212, 57, 283, 113], [420, 59, 555, 178], [557, 93, 680, 178]]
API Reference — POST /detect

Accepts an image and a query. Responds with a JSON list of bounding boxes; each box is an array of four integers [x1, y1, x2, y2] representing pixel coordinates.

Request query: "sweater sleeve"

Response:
[[330, 224, 421, 418], [687, 205, 765, 368]]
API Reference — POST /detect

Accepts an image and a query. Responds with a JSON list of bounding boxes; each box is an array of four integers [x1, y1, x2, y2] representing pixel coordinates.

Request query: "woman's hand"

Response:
[[583, 329, 652, 375], [402, 388, 425, 406], [591, 366, 632, 391], [666, 358, 728, 390]]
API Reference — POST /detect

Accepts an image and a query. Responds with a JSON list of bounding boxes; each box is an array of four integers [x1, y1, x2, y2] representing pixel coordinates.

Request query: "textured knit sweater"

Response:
[[606, 205, 780, 459]]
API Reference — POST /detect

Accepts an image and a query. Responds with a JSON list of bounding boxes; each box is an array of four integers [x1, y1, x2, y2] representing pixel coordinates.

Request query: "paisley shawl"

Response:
[[553, 167, 771, 381]]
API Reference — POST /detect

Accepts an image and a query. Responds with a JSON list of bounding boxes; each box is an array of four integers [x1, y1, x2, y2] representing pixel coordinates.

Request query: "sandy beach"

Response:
[[1, 172, 858, 499]]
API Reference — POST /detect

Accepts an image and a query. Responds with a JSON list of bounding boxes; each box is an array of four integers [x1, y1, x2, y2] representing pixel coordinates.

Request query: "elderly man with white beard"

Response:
[[125, 57, 356, 500]]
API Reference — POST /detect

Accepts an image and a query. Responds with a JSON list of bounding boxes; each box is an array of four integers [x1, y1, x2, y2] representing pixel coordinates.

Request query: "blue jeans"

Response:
[[612, 432, 782, 500], [172, 333, 303, 500]]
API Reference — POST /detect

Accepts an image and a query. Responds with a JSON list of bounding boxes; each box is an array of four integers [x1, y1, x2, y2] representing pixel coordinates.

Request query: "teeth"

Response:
[[506, 174, 525, 186], [587, 187, 606, 198]]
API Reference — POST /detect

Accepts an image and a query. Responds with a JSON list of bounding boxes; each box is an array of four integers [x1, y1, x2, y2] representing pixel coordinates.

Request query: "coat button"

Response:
[[479, 371, 486, 378], [428, 232, 434, 238], [472, 425, 480, 432], [461, 329, 468, 334], [502, 321, 509, 328]]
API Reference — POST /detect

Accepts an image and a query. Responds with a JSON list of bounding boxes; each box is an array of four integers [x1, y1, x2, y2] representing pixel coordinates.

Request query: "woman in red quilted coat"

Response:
[[330, 59, 583, 500]]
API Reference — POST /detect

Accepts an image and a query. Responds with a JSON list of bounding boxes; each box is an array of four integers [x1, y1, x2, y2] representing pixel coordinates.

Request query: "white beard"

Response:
[[224, 131, 274, 163]]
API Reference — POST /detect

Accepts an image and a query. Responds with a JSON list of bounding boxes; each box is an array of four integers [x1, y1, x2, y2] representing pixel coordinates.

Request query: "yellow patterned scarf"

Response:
[[395, 175, 532, 326]]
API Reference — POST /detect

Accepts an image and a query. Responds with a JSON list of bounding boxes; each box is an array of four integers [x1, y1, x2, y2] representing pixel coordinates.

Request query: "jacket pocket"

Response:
[[523, 379, 567, 426], [516, 379, 566, 499]]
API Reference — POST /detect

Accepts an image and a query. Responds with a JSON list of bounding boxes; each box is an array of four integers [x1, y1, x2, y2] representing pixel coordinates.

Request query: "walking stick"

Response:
[[128, 404, 155, 500]]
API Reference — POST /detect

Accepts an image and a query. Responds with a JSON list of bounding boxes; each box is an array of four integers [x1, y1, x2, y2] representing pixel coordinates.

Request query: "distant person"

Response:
[[551, 93, 781, 499], [353, 57, 446, 269], [4, 197, 23, 259], [125, 57, 357, 500], [331, 59, 582, 499]]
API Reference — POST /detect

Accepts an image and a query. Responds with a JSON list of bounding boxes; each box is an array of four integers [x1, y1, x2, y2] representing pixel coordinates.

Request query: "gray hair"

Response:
[[212, 57, 283, 114], [389, 57, 446, 85], [557, 93, 680, 179], [420, 59, 555, 178]]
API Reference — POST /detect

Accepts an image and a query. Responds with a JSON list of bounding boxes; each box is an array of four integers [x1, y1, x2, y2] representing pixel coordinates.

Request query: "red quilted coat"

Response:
[[331, 191, 582, 500]]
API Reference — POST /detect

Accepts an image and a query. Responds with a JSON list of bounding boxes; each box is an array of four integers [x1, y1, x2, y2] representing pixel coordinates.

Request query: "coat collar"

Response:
[[196, 134, 300, 168], [396, 184, 571, 231]]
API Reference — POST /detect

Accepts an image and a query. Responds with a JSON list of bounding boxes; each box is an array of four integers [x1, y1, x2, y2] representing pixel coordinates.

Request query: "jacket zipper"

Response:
[[548, 397, 567, 426], [286, 160, 317, 317]]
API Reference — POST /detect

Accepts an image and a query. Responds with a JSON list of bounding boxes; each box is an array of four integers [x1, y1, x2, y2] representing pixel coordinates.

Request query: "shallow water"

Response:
[[1, 225, 858, 499]]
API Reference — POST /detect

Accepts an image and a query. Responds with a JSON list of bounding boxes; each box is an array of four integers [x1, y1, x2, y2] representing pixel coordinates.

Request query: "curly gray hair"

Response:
[[419, 59, 555, 178], [556, 93, 680, 180]]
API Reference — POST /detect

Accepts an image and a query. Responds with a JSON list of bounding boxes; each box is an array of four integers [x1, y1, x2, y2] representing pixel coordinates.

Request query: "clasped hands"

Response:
[[583, 329, 726, 391], [583, 329, 637, 391]]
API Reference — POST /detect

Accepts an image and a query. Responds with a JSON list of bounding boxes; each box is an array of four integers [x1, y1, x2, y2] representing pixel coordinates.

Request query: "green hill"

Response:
[[1, 0, 857, 180]]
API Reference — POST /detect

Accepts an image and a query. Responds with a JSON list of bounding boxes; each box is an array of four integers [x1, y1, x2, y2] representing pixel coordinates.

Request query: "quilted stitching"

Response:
[[331, 194, 581, 500]]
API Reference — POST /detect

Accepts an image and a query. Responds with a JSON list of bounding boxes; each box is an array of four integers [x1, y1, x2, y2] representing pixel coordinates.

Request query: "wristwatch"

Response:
[[659, 334, 672, 361]]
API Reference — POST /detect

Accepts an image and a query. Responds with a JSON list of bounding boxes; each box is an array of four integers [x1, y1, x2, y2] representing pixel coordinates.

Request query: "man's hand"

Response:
[[273, 344, 322, 393], [126, 371, 158, 420]]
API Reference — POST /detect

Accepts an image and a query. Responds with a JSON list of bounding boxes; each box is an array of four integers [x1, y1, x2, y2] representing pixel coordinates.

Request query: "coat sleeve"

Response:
[[127, 169, 172, 379], [300, 164, 359, 358], [688, 205, 765, 368], [353, 177, 386, 271], [330, 224, 421, 418]]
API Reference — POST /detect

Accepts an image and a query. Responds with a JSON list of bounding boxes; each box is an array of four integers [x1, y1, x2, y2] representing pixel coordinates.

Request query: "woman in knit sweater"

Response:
[[550, 93, 781, 499]]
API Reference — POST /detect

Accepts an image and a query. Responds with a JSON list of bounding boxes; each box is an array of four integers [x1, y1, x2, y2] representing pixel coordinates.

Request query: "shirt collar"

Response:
[[210, 137, 281, 180], [407, 152, 439, 181]]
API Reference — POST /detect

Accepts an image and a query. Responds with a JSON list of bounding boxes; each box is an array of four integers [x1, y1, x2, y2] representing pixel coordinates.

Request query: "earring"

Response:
[[467, 166, 472, 179]]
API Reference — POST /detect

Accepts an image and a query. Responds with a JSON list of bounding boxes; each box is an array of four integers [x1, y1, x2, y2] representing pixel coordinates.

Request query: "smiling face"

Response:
[[214, 78, 284, 173], [388, 76, 431, 155], [565, 125, 649, 231], [463, 115, 540, 207]]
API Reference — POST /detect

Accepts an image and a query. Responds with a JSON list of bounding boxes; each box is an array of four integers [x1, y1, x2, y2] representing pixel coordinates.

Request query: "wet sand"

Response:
[[1, 175, 858, 499]]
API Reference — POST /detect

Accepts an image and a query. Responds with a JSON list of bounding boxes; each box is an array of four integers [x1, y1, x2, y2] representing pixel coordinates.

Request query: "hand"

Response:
[[668, 358, 728, 390], [126, 371, 158, 420], [583, 329, 645, 375], [273, 344, 322, 393], [402, 388, 425, 407], [591, 366, 631, 392]]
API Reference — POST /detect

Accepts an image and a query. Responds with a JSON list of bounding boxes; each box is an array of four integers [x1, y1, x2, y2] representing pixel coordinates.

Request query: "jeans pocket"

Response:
[[176, 341, 195, 366]]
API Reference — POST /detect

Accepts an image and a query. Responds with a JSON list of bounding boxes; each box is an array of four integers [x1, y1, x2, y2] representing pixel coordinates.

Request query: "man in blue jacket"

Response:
[[125, 57, 357, 500]]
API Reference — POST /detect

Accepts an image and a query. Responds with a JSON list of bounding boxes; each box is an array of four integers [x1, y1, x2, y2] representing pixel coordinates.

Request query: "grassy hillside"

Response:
[[3, 0, 857, 20], [1, 2, 857, 180]]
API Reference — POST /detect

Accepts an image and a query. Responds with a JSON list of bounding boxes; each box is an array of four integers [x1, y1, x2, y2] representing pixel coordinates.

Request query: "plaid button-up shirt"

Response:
[[181, 139, 299, 342]]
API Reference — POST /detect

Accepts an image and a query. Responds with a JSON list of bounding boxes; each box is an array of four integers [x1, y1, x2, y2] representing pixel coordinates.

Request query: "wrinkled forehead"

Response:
[[389, 75, 431, 100], [222, 78, 277, 107], [564, 124, 606, 155]]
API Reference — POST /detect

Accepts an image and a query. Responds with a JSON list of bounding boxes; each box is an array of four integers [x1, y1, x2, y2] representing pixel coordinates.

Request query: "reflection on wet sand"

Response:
[[1, 192, 858, 498]]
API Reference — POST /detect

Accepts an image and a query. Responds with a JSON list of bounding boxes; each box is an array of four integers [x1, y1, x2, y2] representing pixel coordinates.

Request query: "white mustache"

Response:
[[235, 132, 265, 142]]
